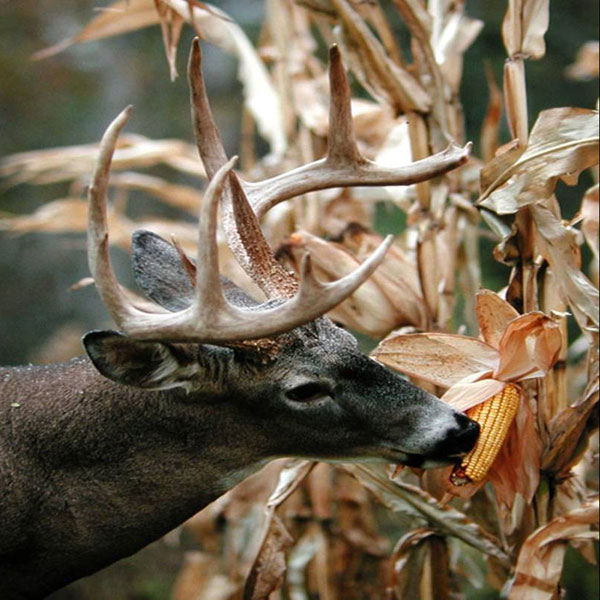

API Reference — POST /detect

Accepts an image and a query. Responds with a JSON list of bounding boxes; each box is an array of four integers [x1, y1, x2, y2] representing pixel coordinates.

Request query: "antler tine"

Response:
[[87, 106, 170, 330], [295, 233, 394, 310], [246, 45, 471, 219], [188, 38, 297, 300], [194, 156, 237, 314], [327, 44, 363, 165]]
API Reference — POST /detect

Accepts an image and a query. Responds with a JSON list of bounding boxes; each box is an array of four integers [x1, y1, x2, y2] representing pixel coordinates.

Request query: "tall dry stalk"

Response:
[[1, 1, 598, 598]]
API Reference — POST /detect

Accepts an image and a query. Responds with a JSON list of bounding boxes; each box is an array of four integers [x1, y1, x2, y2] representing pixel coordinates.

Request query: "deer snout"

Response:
[[432, 412, 480, 458]]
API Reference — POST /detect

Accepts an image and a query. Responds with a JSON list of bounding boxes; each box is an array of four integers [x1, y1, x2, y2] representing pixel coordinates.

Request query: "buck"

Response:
[[0, 42, 477, 599]]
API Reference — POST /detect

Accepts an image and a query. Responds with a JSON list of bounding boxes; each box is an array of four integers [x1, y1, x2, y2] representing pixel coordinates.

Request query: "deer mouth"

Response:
[[378, 445, 470, 469]]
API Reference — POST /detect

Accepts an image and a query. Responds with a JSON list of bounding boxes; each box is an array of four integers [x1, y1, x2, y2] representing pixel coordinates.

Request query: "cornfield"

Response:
[[0, 1, 598, 599]]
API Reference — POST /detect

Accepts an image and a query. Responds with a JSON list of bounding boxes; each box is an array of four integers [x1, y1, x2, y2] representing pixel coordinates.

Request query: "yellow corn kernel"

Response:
[[451, 383, 521, 486]]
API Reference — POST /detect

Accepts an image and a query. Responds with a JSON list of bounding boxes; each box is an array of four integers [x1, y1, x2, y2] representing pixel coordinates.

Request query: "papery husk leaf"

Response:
[[487, 392, 541, 506], [35, 0, 286, 155], [494, 312, 562, 382], [531, 204, 600, 334], [476, 289, 520, 349], [440, 376, 505, 412], [478, 107, 600, 214], [344, 464, 512, 567], [502, 0, 550, 59], [330, 0, 431, 113], [374, 333, 499, 389], [508, 498, 599, 600]]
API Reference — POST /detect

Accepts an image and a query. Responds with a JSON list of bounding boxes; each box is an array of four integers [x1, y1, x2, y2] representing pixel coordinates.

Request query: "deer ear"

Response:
[[131, 230, 195, 311], [83, 330, 198, 390]]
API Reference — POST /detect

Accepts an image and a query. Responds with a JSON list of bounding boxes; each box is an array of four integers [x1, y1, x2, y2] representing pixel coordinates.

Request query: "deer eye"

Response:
[[285, 382, 333, 403]]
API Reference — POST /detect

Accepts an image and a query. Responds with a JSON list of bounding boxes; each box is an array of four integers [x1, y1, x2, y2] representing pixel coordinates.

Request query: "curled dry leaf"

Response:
[[478, 107, 600, 214], [580, 183, 599, 285], [392, 528, 450, 600], [532, 203, 600, 335], [508, 498, 599, 600]]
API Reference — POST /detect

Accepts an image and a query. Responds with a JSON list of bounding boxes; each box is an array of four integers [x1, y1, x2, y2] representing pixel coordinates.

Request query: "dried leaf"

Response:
[[244, 460, 314, 600], [532, 203, 600, 334], [338, 225, 427, 328], [244, 515, 294, 600], [508, 498, 599, 600], [282, 231, 399, 337], [478, 107, 600, 214], [345, 464, 512, 567], [172, 552, 236, 600], [427, 2, 484, 94], [580, 184, 599, 267], [565, 41, 600, 81], [373, 332, 499, 389], [542, 357, 599, 476], [330, 0, 431, 113]]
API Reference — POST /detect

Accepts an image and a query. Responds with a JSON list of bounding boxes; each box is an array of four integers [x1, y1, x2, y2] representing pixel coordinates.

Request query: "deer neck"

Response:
[[0, 356, 268, 596]]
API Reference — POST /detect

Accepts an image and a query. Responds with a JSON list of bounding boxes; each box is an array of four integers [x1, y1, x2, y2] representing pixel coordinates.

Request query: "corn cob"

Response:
[[451, 383, 521, 486]]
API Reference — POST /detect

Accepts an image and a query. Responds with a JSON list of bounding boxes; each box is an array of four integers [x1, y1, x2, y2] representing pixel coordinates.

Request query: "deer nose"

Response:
[[436, 413, 480, 457]]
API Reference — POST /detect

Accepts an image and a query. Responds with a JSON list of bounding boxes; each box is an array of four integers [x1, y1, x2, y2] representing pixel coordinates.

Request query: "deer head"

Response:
[[83, 39, 477, 469]]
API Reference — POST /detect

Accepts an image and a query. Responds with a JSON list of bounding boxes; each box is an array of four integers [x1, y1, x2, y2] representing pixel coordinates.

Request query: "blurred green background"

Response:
[[0, 1, 597, 598]]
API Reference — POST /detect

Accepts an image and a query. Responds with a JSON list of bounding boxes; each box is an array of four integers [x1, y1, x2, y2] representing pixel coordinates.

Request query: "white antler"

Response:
[[88, 40, 470, 344]]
